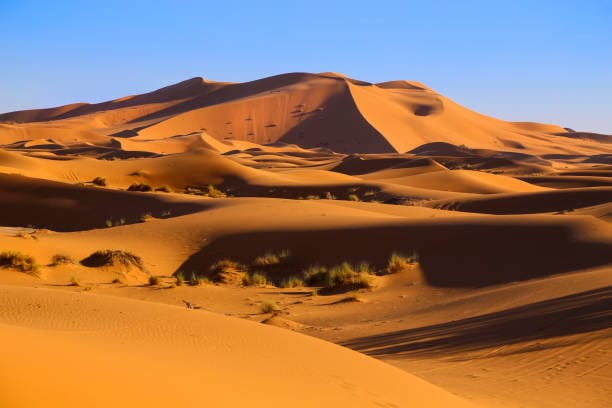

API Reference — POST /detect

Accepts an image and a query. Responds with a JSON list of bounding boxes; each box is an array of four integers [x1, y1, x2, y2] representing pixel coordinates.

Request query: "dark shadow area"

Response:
[[342, 286, 612, 357], [0, 174, 214, 232], [175, 221, 612, 286]]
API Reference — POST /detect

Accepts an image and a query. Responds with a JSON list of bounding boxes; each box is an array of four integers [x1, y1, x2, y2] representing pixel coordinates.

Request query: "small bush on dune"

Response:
[[155, 185, 172, 193], [260, 301, 280, 314], [304, 262, 373, 291], [92, 177, 107, 186], [206, 185, 226, 198], [0, 251, 39, 275], [69, 276, 80, 286], [387, 252, 419, 274], [148, 275, 161, 286], [253, 249, 291, 267], [81, 250, 144, 271], [111, 277, 124, 284], [209, 259, 247, 284], [280, 276, 304, 288], [127, 183, 152, 192], [243, 272, 268, 286], [51, 253, 75, 266], [189, 272, 210, 286], [348, 194, 360, 202], [175, 272, 185, 286]]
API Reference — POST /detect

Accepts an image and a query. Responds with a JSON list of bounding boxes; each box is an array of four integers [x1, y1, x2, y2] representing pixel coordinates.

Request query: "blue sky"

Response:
[[1, 0, 611, 133]]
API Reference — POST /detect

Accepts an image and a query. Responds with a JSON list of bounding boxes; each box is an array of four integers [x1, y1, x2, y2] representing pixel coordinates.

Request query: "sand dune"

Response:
[[1, 71, 610, 408]]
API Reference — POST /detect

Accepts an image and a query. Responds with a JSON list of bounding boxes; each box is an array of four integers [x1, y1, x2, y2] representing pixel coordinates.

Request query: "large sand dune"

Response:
[[0, 72, 610, 407]]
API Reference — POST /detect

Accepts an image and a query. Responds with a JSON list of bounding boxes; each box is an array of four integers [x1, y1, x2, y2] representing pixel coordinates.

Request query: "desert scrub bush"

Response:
[[280, 276, 304, 288], [127, 183, 152, 192], [175, 272, 185, 286], [305, 263, 373, 291], [51, 253, 75, 266], [206, 185, 226, 198], [348, 194, 360, 202], [387, 252, 419, 274], [260, 301, 280, 314], [189, 272, 210, 286], [155, 185, 172, 193], [253, 249, 291, 267], [111, 277, 124, 284], [69, 276, 80, 286], [92, 176, 107, 186], [0, 251, 39, 275], [305, 195, 320, 200], [148, 275, 161, 286], [81, 250, 144, 270], [209, 259, 247, 284], [324, 192, 336, 200], [243, 272, 268, 286], [139, 213, 154, 222]]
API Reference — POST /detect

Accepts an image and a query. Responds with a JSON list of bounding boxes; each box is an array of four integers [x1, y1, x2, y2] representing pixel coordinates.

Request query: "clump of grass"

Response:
[[387, 252, 419, 274], [69, 276, 80, 286], [260, 301, 280, 314], [105, 219, 113, 228], [92, 176, 107, 186], [81, 250, 145, 271], [364, 190, 376, 197], [348, 194, 360, 202], [304, 262, 373, 291], [281, 276, 304, 288], [306, 195, 320, 200], [209, 259, 247, 284], [243, 272, 268, 286], [253, 249, 291, 267], [148, 275, 161, 286], [190, 272, 210, 286], [139, 213, 154, 222], [111, 277, 124, 284], [127, 183, 152, 192], [0, 251, 39, 275], [324, 192, 336, 200], [51, 253, 75, 266], [155, 185, 172, 193], [175, 272, 185, 286], [206, 185, 226, 198]]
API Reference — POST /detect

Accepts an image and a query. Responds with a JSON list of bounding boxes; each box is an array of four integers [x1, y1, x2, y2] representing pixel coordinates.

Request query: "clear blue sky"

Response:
[[1, 0, 611, 133]]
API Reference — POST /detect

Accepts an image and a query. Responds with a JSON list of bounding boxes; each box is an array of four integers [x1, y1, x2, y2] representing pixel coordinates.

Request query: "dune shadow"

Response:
[[342, 286, 612, 357]]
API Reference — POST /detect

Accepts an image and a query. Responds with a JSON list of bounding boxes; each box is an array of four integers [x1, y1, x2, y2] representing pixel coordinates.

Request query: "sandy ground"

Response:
[[0, 72, 610, 407]]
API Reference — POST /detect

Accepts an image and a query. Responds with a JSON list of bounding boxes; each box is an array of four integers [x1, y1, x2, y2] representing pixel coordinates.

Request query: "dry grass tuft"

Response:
[[387, 252, 419, 274], [51, 254, 75, 266], [81, 250, 144, 271], [0, 251, 40, 276]]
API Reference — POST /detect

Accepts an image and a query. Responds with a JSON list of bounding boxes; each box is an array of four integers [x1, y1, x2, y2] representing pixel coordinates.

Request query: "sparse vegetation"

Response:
[[387, 252, 418, 274], [69, 276, 80, 286], [348, 194, 360, 202], [260, 301, 280, 314], [324, 192, 336, 200], [155, 185, 172, 193], [206, 185, 226, 198], [0, 251, 39, 275], [81, 250, 144, 271], [209, 259, 247, 284], [140, 213, 154, 222], [148, 275, 161, 286], [92, 176, 107, 186], [189, 272, 210, 286], [127, 183, 153, 192], [253, 249, 291, 267], [280, 276, 304, 288], [111, 277, 124, 284], [175, 272, 185, 286], [51, 253, 75, 266], [305, 262, 373, 291]]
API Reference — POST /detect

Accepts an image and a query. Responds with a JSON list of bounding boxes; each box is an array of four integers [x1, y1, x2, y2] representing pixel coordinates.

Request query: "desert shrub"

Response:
[[0, 251, 39, 275], [324, 192, 336, 200], [81, 250, 144, 270], [140, 213, 154, 222], [253, 249, 291, 267], [189, 272, 210, 286], [155, 185, 172, 193], [69, 276, 80, 286], [92, 177, 107, 186], [105, 219, 113, 228], [175, 272, 185, 286], [148, 275, 161, 286], [306, 195, 320, 200], [127, 183, 152, 192], [280, 276, 304, 288], [387, 252, 418, 274], [51, 253, 75, 266], [305, 262, 373, 291], [206, 185, 226, 198], [243, 272, 268, 286], [111, 277, 124, 284], [260, 301, 280, 314], [348, 194, 360, 202], [209, 259, 247, 284]]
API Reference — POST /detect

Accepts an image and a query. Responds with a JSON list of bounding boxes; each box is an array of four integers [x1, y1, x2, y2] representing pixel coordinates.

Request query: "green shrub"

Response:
[[387, 252, 418, 274], [0, 251, 39, 275]]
